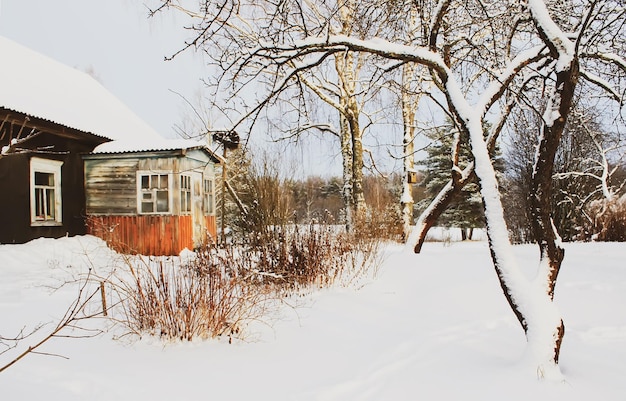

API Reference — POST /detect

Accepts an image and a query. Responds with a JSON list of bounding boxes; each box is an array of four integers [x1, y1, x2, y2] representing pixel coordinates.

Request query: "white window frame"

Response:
[[137, 171, 172, 215], [30, 157, 63, 226], [180, 174, 192, 215], [203, 178, 215, 215]]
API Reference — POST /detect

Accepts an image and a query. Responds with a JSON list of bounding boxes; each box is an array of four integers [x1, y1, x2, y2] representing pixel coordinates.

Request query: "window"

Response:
[[30, 157, 63, 226], [138, 173, 170, 214], [180, 175, 192, 214], [203, 179, 214, 214]]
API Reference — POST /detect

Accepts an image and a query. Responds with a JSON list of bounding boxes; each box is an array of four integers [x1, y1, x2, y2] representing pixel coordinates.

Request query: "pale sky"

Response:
[[0, 0, 207, 139], [0, 0, 386, 177]]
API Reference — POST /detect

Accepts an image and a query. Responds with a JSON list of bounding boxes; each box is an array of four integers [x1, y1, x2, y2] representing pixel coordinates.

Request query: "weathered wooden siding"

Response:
[[84, 158, 138, 215], [87, 215, 194, 256], [84, 154, 213, 216], [84, 150, 219, 254]]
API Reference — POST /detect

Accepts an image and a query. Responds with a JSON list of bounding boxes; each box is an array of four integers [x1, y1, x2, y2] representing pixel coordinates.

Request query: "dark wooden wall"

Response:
[[0, 115, 104, 244], [0, 150, 90, 244], [0, 153, 30, 244]]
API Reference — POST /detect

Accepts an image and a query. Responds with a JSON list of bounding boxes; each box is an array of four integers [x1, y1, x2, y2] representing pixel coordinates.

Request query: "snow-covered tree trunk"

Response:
[[408, 171, 475, 252], [335, 48, 366, 229], [348, 102, 366, 219], [460, 103, 566, 377], [524, 0, 583, 364]]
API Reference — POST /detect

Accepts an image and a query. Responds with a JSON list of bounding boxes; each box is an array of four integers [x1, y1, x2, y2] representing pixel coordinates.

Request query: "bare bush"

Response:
[[110, 251, 275, 342], [249, 223, 382, 292], [108, 222, 382, 342]]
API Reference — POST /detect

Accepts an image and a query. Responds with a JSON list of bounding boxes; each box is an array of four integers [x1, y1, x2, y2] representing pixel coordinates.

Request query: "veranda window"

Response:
[[138, 172, 170, 214], [180, 174, 192, 214], [203, 179, 214, 214]]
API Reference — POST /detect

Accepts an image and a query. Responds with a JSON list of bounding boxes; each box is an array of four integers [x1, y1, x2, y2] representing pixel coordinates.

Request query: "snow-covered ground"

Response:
[[0, 235, 624, 400]]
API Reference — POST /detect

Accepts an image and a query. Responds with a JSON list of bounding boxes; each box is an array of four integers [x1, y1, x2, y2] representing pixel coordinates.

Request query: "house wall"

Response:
[[84, 151, 218, 255], [84, 153, 215, 215], [0, 110, 105, 244], [0, 154, 31, 244], [87, 215, 194, 256], [0, 134, 96, 244], [83, 158, 138, 215]]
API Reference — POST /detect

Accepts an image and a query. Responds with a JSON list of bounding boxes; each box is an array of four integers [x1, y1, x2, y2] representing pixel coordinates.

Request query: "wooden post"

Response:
[[221, 146, 227, 244], [100, 281, 108, 316]]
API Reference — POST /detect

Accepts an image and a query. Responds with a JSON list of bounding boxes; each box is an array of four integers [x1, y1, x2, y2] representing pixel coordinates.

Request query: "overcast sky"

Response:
[[0, 0, 207, 139]]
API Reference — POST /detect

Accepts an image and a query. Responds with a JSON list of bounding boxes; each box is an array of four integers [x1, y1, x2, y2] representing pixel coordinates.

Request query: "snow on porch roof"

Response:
[[0, 36, 161, 142], [92, 138, 224, 163]]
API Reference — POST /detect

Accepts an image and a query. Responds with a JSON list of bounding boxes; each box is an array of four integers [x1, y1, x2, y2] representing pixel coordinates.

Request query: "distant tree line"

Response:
[[217, 120, 625, 244]]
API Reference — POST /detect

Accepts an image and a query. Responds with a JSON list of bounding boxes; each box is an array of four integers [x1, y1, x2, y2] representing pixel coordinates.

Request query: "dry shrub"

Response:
[[110, 250, 274, 342], [108, 223, 382, 342], [248, 223, 382, 292], [108, 224, 382, 342], [353, 207, 403, 242]]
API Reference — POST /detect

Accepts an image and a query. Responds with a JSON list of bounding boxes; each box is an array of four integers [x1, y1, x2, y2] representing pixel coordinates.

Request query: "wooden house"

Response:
[[0, 36, 221, 255], [83, 139, 221, 255], [0, 36, 162, 245], [0, 108, 105, 244]]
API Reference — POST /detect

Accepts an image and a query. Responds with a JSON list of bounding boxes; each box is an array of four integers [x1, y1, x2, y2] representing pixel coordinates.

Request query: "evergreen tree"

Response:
[[418, 123, 501, 239]]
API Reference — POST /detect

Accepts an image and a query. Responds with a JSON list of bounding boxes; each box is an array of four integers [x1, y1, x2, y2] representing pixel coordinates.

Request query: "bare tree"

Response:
[[150, 0, 392, 232], [149, 0, 625, 375], [1, 272, 104, 373]]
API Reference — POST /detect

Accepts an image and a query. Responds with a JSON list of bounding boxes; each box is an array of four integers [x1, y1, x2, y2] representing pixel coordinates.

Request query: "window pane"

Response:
[[159, 175, 168, 190], [181, 175, 190, 189], [156, 190, 169, 212], [141, 202, 153, 213], [35, 188, 44, 218], [46, 189, 55, 219], [30, 159, 63, 224], [35, 171, 54, 186], [141, 175, 150, 189], [142, 192, 152, 200]]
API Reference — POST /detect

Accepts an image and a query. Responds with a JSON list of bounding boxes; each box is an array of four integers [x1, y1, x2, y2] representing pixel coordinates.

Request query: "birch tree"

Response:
[[150, 0, 390, 232], [151, 0, 625, 375], [394, 0, 429, 241]]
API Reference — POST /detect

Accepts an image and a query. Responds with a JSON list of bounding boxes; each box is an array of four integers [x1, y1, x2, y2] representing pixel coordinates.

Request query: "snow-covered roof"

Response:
[[92, 138, 224, 163], [0, 36, 161, 142]]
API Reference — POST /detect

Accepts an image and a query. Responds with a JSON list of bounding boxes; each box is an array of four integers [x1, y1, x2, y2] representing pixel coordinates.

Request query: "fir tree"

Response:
[[418, 122, 501, 239]]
